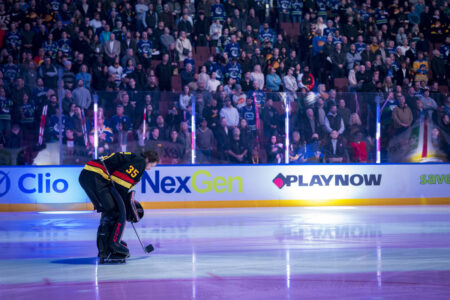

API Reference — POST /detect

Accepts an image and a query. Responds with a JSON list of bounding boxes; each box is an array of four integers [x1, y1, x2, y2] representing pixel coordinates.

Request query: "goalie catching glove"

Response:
[[125, 191, 144, 223]]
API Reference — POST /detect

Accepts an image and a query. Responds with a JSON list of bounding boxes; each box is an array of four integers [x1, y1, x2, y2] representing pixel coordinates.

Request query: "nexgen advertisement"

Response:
[[0, 164, 448, 210]]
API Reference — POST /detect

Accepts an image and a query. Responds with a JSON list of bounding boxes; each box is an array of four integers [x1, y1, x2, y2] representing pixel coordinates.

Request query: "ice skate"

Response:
[[99, 253, 127, 264]]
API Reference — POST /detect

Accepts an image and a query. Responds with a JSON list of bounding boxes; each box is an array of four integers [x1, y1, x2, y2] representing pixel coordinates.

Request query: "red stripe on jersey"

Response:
[[87, 161, 107, 173], [112, 170, 135, 184]]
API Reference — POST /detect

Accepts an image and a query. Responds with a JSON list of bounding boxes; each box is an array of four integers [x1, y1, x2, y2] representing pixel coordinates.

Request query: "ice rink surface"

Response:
[[1, 206, 450, 299]]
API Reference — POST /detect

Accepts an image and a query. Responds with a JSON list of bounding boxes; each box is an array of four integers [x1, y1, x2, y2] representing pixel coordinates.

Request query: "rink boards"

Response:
[[0, 164, 449, 211]]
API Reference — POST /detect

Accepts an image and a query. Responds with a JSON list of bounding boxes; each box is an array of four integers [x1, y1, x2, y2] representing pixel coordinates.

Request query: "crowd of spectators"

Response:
[[0, 0, 448, 165]]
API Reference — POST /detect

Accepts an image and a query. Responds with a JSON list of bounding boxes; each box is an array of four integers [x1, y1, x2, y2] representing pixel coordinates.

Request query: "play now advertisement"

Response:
[[0, 164, 448, 206]]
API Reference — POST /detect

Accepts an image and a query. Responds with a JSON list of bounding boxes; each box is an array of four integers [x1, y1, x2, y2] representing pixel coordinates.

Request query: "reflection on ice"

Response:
[[1, 207, 450, 299]]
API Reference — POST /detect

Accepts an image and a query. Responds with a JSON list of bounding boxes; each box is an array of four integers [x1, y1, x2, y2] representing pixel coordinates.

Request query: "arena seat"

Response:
[[438, 85, 448, 94], [150, 60, 161, 70], [259, 147, 267, 163], [194, 54, 207, 69], [280, 23, 291, 36], [289, 100, 299, 113], [280, 22, 300, 38], [272, 101, 285, 115], [291, 25, 300, 37], [433, 43, 442, 50], [195, 46, 210, 59], [171, 76, 181, 92], [334, 78, 349, 92]]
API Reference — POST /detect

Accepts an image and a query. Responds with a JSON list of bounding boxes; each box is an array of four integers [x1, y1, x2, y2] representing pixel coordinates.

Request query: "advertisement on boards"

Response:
[[0, 164, 448, 210]]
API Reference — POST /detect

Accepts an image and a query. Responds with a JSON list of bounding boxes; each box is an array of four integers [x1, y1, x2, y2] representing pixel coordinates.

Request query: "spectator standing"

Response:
[[196, 118, 214, 162], [338, 99, 351, 129], [349, 131, 368, 163], [155, 53, 174, 91], [392, 96, 413, 134], [220, 98, 239, 128], [266, 67, 282, 92], [420, 90, 438, 111], [226, 128, 248, 163], [225, 58, 242, 82], [263, 99, 280, 138], [75, 64, 92, 90], [62, 60, 75, 90], [160, 27, 175, 52], [104, 33, 121, 66], [283, 67, 298, 93], [72, 79, 92, 110], [324, 130, 346, 163], [179, 85, 194, 111], [247, 81, 266, 109], [136, 31, 153, 69], [203, 97, 221, 132], [240, 97, 257, 132], [0, 87, 13, 133], [38, 56, 58, 90], [232, 84, 247, 110], [175, 31, 192, 62], [266, 135, 284, 163], [180, 63, 195, 88], [108, 57, 124, 88], [250, 64, 264, 90], [324, 104, 345, 135]]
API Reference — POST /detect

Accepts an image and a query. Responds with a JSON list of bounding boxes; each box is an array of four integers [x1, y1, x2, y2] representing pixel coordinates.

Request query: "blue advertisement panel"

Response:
[[0, 164, 449, 211], [0, 167, 86, 205]]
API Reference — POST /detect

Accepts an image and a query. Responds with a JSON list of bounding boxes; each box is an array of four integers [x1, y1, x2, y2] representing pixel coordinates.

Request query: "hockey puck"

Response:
[[145, 244, 154, 253]]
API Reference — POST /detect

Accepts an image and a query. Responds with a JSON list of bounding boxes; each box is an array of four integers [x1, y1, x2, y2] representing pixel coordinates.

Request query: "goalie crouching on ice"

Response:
[[79, 151, 159, 264]]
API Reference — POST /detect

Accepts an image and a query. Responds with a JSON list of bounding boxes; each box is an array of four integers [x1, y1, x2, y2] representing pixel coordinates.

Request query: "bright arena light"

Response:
[[38, 211, 93, 214]]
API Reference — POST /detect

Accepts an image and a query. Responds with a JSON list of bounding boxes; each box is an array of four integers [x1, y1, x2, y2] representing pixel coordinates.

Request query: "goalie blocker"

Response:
[[79, 151, 159, 264]]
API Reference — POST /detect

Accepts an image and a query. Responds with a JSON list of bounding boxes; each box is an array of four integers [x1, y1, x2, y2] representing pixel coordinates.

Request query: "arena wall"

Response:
[[0, 164, 449, 211]]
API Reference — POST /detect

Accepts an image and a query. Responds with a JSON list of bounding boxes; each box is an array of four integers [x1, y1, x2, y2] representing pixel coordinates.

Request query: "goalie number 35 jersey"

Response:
[[84, 152, 146, 192]]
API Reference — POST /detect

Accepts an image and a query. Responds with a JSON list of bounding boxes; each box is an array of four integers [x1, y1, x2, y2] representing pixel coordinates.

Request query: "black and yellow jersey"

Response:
[[83, 152, 146, 192]]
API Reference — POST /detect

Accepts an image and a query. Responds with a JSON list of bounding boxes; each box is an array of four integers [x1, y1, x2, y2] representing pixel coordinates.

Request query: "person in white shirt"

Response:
[[220, 98, 239, 128], [250, 64, 265, 90], [207, 71, 221, 92], [283, 67, 298, 93], [316, 17, 327, 36], [179, 85, 194, 111], [398, 39, 410, 56], [198, 65, 210, 87], [108, 57, 124, 87], [175, 31, 192, 62], [209, 19, 223, 46], [89, 13, 102, 32]]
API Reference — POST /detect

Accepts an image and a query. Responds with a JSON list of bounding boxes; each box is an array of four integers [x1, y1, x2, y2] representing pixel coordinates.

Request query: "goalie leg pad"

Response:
[[107, 185, 130, 256], [109, 220, 130, 257], [97, 213, 115, 257]]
